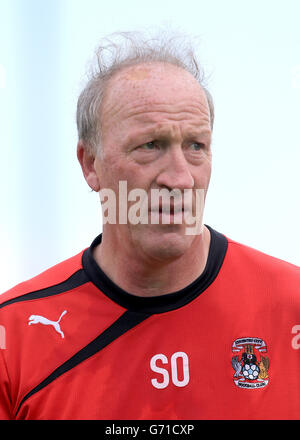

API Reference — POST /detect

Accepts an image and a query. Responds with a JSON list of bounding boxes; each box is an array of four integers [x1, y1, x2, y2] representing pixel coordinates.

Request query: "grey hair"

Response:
[[76, 30, 214, 155]]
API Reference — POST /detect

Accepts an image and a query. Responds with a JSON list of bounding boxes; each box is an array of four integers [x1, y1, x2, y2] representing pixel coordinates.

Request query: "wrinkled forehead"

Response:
[[100, 63, 210, 126]]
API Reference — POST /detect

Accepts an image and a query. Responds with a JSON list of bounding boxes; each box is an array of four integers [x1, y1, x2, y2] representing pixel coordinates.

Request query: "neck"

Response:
[[93, 226, 211, 297]]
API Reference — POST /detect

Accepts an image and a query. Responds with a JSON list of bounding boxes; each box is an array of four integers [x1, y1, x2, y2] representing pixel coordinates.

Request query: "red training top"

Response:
[[0, 225, 299, 420]]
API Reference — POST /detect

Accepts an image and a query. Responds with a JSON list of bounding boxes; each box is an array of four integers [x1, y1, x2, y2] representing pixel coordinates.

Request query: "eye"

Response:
[[138, 141, 158, 150], [189, 142, 204, 151]]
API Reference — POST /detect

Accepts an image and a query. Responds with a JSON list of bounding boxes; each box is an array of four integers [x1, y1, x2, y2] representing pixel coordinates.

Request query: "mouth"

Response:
[[159, 205, 184, 215], [148, 204, 191, 225]]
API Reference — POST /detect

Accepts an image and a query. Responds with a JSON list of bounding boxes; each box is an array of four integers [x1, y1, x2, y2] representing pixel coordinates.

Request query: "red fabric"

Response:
[[0, 239, 299, 419]]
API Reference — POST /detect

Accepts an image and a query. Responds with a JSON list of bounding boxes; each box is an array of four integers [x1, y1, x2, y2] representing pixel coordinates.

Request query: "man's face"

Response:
[[94, 62, 212, 261]]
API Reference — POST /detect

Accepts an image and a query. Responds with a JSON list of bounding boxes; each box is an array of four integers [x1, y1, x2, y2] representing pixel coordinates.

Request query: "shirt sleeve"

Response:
[[0, 331, 13, 419]]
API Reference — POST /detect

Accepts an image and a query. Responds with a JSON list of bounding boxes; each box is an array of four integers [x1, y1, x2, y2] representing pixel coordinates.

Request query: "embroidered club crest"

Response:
[[232, 337, 270, 389]]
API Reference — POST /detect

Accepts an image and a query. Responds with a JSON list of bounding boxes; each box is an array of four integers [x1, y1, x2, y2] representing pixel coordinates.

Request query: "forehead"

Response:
[[100, 63, 210, 129]]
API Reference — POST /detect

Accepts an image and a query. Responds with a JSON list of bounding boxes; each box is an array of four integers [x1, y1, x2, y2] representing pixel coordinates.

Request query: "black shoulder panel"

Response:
[[0, 270, 89, 310]]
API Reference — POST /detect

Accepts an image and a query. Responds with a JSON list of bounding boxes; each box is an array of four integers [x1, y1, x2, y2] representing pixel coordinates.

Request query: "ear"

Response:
[[77, 140, 101, 192]]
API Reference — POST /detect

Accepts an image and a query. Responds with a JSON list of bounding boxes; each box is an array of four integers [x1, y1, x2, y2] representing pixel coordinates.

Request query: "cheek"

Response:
[[101, 156, 151, 192], [123, 167, 153, 192], [194, 161, 212, 189], [205, 163, 212, 185]]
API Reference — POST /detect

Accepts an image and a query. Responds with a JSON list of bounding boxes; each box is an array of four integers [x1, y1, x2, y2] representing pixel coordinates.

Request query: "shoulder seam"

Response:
[[0, 269, 89, 310], [227, 240, 299, 269]]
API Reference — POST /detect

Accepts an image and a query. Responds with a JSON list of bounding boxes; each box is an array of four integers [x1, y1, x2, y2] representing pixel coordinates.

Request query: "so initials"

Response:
[[150, 351, 190, 389]]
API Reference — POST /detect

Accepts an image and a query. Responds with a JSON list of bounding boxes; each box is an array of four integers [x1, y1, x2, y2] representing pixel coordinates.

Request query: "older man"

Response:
[[0, 32, 299, 420]]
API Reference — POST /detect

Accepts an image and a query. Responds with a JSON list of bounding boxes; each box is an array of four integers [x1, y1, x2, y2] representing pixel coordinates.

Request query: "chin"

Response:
[[132, 226, 196, 261]]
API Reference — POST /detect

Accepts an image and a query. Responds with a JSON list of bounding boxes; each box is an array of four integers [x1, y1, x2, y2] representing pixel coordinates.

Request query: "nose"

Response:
[[155, 148, 194, 190]]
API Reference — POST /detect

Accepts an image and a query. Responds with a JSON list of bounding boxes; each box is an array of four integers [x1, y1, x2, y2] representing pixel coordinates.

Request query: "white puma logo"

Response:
[[28, 310, 67, 339]]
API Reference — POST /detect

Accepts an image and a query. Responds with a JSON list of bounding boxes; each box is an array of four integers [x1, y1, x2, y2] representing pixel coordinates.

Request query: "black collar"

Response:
[[82, 225, 228, 314]]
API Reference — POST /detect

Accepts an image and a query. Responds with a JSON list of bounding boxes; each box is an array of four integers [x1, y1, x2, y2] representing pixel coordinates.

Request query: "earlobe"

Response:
[[77, 141, 101, 192]]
